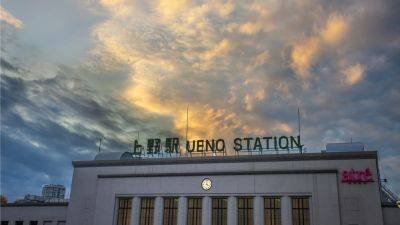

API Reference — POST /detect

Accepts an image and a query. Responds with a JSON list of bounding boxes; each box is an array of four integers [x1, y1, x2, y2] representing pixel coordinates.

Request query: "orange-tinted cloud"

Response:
[[0, 5, 23, 28], [291, 37, 321, 79], [290, 12, 349, 79], [320, 13, 348, 45], [342, 63, 366, 86]]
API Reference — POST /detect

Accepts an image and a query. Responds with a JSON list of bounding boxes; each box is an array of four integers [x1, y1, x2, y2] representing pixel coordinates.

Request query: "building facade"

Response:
[[64, 151, 387, 225], [42, 185, 66, 201], [0, 202, 68, 225]]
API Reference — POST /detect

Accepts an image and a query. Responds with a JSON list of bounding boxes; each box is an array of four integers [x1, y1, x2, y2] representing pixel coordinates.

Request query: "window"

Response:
[[292, 197, 310, 225], [237, 197, 253, 225], [15, 222, 23, 225], [264, 197, 281, 225], [140, 197, 155, 225], [29, 222, 38, 225], [116, 198, 132, 225], [212, 197, 227, 225], [1, 222, 9, 225], [163, 197, 179, 225], [187, 197, 202, 225]]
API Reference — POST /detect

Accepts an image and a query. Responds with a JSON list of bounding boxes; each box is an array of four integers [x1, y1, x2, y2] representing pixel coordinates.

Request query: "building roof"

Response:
[[73, 151, 378, 168], [1, 202, 68, 207], [94, 151, 135, 160]]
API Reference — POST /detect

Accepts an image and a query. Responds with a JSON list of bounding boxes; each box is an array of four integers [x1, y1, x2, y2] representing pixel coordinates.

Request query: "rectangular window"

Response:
[[187, 197, 202, 225], [15, 222, 23, 225], [140, 197, 155, 225], [212, 197, 227, 225], [116, 198, 132, 225], [163, 197, 179, 225], [264, 197, 281, 225], [1, 222, 9, 225], [237, 197, 253, 225], [292, 197, 310, 225], [30, 222, 38, 225]]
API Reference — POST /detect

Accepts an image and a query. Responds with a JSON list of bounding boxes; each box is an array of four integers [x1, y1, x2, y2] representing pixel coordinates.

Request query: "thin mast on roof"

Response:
[[298, 107, 301, 137], [297, 107, 302, 153], [186, 106, 189, 143], [98, 137, 105, 152]]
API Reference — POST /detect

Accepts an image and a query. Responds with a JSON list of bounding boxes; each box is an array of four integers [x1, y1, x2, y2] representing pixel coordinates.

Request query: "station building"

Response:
[[2, 150, 399, 225], [66, 150, 395, 225]]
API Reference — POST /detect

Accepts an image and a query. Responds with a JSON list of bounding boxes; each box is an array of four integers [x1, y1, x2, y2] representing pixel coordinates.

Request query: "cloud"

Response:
[[320, 13, 348, 45], [381, 155, 400, 195], [2, 0, 400, 199], [238, 2, 274, 35], [87, 1, 400, 152], [156, 0, 193, 21], [0, 66, 178, 199], [202, 38, 232, 60], [0, 5, 23, 28], [215, 1, 235, 18], [341, 63, 366, 86], [1, 58, 19, 73], [290, 37, 321, 79], [290, 12, 350, 79], [239, 22, 265, 35], [382, 155, 400, 172]]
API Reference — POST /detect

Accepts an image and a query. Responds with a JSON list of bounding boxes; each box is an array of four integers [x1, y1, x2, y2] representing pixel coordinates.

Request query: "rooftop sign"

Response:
[[341, 168, 373, 184], [131, 135, 303, 157]]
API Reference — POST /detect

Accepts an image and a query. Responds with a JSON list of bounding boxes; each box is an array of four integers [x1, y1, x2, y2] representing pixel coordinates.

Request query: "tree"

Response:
[[0, 195, 8, 205]]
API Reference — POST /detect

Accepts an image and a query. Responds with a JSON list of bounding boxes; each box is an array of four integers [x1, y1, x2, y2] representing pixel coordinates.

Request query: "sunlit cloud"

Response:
[[290, 37, 320, 79], [0, 5, 23, 28], [88, 0, 398, 146], [341, 63, 366, 86], [156, 0, 193, 21], [320, 13, 348, 45], [2, 0, 400, 199]]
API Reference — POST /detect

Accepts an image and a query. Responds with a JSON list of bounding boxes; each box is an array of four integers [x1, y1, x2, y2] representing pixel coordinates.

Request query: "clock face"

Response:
[[201, 178, 212, 191]]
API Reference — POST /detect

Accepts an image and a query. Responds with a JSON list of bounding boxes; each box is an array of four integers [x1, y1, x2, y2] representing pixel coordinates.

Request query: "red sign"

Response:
[[341, 168, 373, 183]]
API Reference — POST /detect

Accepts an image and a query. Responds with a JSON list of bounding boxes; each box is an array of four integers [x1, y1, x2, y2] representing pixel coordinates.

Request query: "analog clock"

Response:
[[201, 178, 212, 191]]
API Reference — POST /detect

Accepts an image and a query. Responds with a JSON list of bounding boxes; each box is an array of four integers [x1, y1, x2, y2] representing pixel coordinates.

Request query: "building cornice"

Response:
[[98, 169, 338, 179], [72, 151, 377, 168], [1, 202, 68, 207]]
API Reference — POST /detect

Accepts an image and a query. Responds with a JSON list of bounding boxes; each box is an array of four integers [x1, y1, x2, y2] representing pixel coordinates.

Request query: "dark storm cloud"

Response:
[[0, 58, 19, 72], [0, 69, 178, 201]]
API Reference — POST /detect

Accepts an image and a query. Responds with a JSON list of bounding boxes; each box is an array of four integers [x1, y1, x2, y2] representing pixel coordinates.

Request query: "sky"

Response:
[[0, 0, 399, 201]]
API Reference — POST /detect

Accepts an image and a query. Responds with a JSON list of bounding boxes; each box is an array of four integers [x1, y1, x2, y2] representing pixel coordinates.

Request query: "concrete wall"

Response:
[[1, 204, 67, 225], [66, 152, 384, 225], [382, 207, 400, 225]]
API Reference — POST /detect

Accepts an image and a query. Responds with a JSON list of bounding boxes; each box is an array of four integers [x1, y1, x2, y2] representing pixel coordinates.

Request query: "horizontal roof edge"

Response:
[[72, 151, 377, 168], [1, 202, 68, 207]]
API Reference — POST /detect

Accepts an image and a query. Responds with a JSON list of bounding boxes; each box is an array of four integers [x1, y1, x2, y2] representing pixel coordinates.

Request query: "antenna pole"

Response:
[[297, 107, 301, 137], [297, 107, 302, 154], [185, 106, 189, 143], [98, 138, 102, 152]]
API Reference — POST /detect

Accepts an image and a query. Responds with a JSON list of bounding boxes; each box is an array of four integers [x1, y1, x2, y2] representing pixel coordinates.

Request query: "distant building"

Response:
[[14, 195, 44, 204], [42, 184, 66, 201], [12, 184, 67, 204]]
